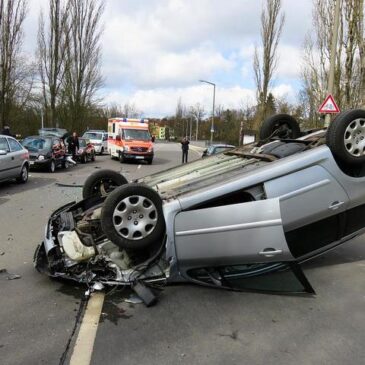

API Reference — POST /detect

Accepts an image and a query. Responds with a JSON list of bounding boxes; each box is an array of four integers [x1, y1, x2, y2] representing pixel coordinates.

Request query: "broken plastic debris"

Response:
[[124, 294, 143, 304], [92, 282, 104, 291]]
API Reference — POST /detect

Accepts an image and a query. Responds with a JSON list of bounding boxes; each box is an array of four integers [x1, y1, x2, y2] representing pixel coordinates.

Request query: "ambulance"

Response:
[[107, 118, 154, 164]]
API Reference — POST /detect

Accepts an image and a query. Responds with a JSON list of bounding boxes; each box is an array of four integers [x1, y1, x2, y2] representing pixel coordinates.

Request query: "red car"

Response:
[[76, 138, 96, 163]]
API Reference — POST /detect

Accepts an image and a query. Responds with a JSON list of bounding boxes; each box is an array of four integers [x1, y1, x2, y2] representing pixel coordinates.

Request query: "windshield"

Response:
[[83, 132, 102, 140], [79, 139, 87, 147], [22, 137, 52, 151], [123, 129, 150, 141]]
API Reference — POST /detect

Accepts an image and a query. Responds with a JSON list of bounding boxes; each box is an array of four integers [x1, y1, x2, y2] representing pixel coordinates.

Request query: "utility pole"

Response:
[[325, 0, 341, 127], [199, 80, 216, 144]]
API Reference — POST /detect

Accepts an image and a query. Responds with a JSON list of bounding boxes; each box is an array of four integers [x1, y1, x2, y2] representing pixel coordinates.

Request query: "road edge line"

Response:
[[69, 292, 105, 365]]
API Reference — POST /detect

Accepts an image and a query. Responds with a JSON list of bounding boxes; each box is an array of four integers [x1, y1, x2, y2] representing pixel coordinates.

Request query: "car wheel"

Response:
[[101, 184, 165, 250], [16, 164, 29, 183], [147, 158, 153, 165], [259, 114, 301, 140], [119, 152, 125, 163], [81, 154, 87, 164], [326, 109, 365, 165], [82, 169, 128, 199], [100, 147, 104, 155], [49, 160, 56, 173]]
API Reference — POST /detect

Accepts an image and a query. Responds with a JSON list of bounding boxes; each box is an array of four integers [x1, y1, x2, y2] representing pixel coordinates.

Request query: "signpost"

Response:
[[318, 94, 340, 115]]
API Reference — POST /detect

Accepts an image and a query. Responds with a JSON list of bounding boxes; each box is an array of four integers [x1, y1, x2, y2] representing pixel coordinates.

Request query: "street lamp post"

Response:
[[199, 80, 216, 144]]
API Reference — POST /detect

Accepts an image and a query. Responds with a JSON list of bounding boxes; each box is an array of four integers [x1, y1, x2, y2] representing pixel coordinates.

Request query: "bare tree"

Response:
[[253, 0, 285, 119], [37, 0, 69, 126], [62, 0, 104, 130], [0, 0, 28, 127], [301, 0, 364, 121]]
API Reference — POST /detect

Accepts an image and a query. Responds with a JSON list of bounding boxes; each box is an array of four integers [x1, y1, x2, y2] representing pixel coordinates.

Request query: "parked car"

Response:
[[34, 109, 365, 305], [202, 144, 235, 157], [0, 135, 29, 184], [38, 127, 68, 138], [22, 135, 67, 172], [82, 130, 107, 155], [75, 138, 96, 163]]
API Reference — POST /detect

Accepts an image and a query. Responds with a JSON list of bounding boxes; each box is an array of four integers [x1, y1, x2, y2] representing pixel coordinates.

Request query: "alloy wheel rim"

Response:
[[344, 118, 365, 157], [112, 195, 158, 240]]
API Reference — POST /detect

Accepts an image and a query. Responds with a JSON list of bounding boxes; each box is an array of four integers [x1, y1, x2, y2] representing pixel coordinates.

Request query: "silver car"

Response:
[[34, 109, 365, 305], [0, 135, 29, 184]]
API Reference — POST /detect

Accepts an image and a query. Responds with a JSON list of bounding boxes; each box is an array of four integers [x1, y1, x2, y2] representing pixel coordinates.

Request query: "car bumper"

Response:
[[29, 159, 51, 169], [122, 153, 154, 160], [94, 145, 103, 153]]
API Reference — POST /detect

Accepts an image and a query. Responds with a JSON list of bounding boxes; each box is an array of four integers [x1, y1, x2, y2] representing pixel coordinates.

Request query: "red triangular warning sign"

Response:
[[318, 94, 340, 114]]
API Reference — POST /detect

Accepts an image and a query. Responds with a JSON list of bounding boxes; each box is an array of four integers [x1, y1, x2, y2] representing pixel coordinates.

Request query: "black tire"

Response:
[[81, 154, 87, 164], [100, 147, 104, 155], [16, 164, 29, 183], [326, 109, 365, 166], [49, 159, 56, 173], [259, 114, 301, 140], [119, 152, 125, 163], [82, 169, 128, 199], [147, 158, 153, 165], [101, 184, 165, 250]]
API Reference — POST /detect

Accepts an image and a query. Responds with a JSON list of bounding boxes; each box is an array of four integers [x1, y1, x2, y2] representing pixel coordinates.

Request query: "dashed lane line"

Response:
[[69, 292, 105, 365]]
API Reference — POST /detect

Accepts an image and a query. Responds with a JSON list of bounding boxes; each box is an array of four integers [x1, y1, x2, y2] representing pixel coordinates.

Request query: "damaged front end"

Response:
[[34, 197, 168, 289]]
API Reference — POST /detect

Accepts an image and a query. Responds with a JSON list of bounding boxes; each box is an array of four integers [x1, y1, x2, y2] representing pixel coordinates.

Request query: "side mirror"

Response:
[[0, 149, 7, 155], [116, 135, 121, 141]]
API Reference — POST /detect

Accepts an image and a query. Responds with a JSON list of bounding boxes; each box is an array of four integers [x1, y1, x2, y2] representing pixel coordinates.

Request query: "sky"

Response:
[[23, 0, 313, 118]]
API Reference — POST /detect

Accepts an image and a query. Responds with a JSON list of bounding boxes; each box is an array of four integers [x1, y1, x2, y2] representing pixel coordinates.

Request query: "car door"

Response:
[[174, 198, 293, 270], [264, 165, 349, 259], [0, 137, 11, 180], [7, 138, 25, 178], [174, 197, 314, 294]]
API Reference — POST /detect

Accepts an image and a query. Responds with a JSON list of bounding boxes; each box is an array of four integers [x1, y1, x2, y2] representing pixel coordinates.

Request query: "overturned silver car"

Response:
[[35, 110, 365, 304]]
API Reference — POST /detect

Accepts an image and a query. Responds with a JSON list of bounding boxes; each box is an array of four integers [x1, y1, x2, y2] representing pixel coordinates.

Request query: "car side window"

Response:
[[0, 137, 10, 152], [7, 138, 23, 152]]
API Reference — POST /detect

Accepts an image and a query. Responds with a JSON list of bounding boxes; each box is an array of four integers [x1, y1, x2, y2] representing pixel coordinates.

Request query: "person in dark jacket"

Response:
[[68, 132, 79, 160], [181, 137, 190, 163], [1, 125, 13, 136]]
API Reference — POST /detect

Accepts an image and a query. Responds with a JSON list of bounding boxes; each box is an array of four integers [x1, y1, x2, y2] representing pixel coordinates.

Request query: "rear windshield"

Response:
[[123, 129, 150, 141], [83, 132, 102, 140], [22, 137, 52, 151]]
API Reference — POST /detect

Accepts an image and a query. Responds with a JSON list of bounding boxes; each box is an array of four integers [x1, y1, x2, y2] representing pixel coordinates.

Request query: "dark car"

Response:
[[75, 138, 96, 163], [21, 136, 67, 172], [202, 144, 235, 157]]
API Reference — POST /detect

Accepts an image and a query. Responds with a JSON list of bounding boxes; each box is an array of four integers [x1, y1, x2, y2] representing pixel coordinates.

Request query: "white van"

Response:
[[82, 130, 108, 155]]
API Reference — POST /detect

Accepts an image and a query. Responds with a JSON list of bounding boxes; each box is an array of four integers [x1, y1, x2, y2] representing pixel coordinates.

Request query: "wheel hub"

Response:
[[344, 118, 365, 157], [112, 195, 158, 240]]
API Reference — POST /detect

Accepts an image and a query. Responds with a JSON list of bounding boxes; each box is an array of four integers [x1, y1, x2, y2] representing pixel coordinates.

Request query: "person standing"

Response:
[[1, 125, 13, 137], [68, 132, 79, 160], [181, 136, 189, 163]]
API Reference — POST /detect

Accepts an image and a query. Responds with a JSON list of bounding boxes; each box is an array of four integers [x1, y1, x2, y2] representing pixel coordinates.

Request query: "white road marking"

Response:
[[69, 292, 105, 365], [138, 164, 141, 169]]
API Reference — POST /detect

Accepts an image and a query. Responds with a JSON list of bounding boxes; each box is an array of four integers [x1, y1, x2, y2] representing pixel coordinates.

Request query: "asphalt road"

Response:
[[0, 142, 364, 365]]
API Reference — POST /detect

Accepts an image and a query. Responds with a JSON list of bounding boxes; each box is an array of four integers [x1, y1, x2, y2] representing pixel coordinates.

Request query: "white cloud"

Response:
[[23, 0, 312, 116], [103, 85, 257, 117]]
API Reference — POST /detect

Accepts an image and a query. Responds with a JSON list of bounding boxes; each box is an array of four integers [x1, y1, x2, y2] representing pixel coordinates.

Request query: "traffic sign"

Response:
[[318, 94, 340, 114]]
